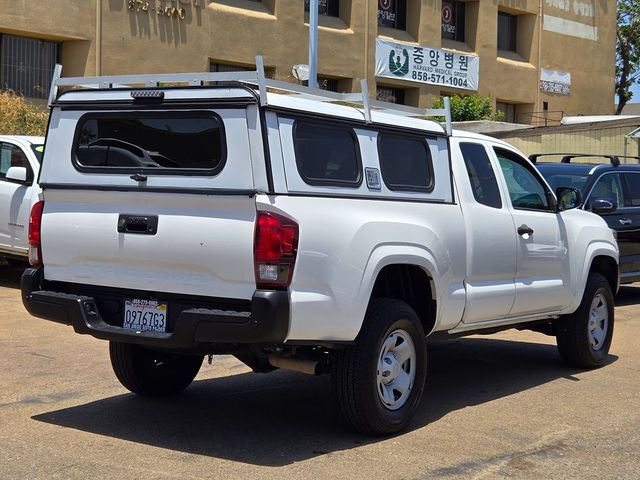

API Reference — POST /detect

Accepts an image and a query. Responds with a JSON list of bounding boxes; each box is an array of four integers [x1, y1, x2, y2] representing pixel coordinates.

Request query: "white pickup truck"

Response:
[[22, 67, 618, 435], [0, 135, 44, 266]]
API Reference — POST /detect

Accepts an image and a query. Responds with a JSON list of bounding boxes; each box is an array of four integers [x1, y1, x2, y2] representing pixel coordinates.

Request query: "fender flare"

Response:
[[354, 244, 441, 335], [567, 240, 618, 313]]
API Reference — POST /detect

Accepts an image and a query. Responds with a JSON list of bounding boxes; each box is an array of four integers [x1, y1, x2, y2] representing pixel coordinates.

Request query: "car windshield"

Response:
[[538, 172, 590, 194], [31, 144, 44, 162]]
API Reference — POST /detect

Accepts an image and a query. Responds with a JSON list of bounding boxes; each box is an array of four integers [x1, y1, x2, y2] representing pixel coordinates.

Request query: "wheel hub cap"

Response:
[[377, 329, 416, 411], [588, 293, 609, 352]]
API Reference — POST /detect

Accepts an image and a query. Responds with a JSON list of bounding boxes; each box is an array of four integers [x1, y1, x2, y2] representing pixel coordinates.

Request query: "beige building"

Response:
[[0, 0, 616, 123]]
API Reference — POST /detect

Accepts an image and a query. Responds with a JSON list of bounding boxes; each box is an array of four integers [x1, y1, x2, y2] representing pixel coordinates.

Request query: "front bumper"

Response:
[[21, 268, 289, 350]]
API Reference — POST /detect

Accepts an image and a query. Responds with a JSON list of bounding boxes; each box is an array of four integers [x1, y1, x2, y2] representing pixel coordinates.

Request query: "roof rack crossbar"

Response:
[[529, 152, 640, 166], [47, 55, 453, 134]]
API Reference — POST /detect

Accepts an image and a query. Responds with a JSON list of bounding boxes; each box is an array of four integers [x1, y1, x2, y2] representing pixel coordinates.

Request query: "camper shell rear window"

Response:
[[73, 111, 226, 175]]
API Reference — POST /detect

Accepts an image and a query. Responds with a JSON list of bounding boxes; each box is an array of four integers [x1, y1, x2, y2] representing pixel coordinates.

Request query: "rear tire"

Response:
[[331, 299, 427, 435], [109, 342, 203, 396], [556, 272, 614, 368]]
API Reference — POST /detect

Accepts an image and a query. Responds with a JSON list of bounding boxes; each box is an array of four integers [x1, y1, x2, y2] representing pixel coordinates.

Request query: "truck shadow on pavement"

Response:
[[31, 337, 618, 467]]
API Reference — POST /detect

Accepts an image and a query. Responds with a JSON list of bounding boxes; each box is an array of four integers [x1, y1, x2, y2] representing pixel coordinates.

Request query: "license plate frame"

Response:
[[123, 299, 168, 333]]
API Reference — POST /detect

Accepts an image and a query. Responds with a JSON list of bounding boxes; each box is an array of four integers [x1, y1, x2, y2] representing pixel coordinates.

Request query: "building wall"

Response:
[[493, 120, 640, 161], [0, 0, 616, 121]]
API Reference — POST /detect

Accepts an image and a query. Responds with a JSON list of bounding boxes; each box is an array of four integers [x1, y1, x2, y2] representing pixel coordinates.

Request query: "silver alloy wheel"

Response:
[[588, 292, 609, 351], [376, 329, 416, 411]]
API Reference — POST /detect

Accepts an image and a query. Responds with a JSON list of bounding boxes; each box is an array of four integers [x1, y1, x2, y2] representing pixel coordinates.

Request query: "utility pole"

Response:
[[308, 0, 319, 88]]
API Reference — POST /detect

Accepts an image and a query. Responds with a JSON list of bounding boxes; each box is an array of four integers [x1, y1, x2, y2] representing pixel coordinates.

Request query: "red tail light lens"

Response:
[[28, 201, 44, 267], [254, 211, 298, 289]]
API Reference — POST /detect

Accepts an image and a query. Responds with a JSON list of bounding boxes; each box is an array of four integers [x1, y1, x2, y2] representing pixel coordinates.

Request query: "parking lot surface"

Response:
[[1, 264, 638, 480]]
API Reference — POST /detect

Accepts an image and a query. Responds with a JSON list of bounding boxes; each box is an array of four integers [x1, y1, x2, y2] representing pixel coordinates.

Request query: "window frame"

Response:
[[378, 0, 407, 31], [497, 11, 518, 52], [584, 172, 624, 211], [292, 118, 363, 188], [71, 110, 228, 176], [441, 0, 466, 43], [494, 147, 555, 212], [377, 132, 435, 193]]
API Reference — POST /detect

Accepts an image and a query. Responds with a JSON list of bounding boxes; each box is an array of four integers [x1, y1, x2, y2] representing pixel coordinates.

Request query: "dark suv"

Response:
[[533, 154, 640, 284]]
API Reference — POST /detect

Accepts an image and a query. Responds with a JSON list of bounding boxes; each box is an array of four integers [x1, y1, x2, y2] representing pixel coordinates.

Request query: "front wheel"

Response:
[[109, 342, 203, 396], [556, 272, 614, 368], [331, 299, 427, 435]]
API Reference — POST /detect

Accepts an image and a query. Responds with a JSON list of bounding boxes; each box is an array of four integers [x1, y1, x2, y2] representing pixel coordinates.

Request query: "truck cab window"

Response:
[[495, 149, 550, 211], [460, 142, 501, 208]]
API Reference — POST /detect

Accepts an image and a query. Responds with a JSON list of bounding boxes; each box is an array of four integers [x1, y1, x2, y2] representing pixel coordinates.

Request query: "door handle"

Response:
[[117, 214, 158, 235], [619, 218, 632, 226], [517, 225, 534, 236]]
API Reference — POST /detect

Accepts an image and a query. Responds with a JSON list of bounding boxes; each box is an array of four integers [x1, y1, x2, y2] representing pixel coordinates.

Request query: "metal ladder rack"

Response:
[[48, 55, 453, 135]]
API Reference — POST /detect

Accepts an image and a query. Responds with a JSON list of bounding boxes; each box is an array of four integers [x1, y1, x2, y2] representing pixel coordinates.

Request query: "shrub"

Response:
[[0, 90, 49, 136], [432, 94, 504, 122]]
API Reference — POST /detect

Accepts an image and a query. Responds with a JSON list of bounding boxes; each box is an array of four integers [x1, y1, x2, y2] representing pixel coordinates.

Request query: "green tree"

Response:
[[432, 95, 504, 122], [0, 90, 49, 136], [616, 0, 640, 114]]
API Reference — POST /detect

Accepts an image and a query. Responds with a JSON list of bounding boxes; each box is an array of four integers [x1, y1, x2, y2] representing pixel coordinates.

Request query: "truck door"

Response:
[[0, 141, 35, 253], [493, 148, 572, 316], [453, 141, 517, 324]]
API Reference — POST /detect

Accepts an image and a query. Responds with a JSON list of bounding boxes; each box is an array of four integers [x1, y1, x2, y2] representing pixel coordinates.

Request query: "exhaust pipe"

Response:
[[268, 355, 321, 375]]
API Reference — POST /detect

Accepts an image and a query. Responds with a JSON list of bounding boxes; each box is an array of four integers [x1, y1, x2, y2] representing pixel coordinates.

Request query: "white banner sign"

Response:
[[540, 68, 571, 95], [375, 38, 479, 91]]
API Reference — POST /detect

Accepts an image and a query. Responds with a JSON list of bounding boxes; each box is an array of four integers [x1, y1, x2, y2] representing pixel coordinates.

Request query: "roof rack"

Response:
[[528, 153, 640, 167], [47, 56, 453, 135]]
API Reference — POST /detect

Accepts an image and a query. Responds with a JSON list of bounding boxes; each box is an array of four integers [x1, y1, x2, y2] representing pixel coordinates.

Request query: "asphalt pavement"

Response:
[[0, 264, 638, 479]]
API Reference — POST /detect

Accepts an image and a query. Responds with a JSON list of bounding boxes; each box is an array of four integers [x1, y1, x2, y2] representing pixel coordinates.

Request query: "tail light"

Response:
[[254, 211, 299, 289], [28, 201, 44, 267]]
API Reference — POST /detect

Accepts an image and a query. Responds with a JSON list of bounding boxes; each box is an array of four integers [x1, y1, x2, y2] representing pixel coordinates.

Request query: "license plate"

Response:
[[123, 299, 167, 333]]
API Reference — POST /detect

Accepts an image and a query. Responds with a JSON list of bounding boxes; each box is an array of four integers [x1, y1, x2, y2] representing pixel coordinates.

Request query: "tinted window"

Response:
[[378, 134, 433, 192], [496, 149, 550, 210], [497, 12, 517, 52], [460, 143, 501, 208], [293, 121, 361, 186], [540, 173, 589, 193], [74, 113, 225, 173], [587, 174, 623, 209], [623, 173, 640, 207]]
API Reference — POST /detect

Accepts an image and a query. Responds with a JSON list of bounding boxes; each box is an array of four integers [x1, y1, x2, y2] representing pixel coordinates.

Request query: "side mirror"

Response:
[[591, 197, 617, 215], [556, 187, 583, 211], [5, 166, 28, 184]]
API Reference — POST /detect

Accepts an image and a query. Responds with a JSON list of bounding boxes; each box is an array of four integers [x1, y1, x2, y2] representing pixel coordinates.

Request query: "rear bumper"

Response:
[[21, 268, 289, 350]]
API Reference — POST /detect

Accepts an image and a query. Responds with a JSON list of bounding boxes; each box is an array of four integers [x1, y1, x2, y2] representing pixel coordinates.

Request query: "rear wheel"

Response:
[[556, 272, 614, 368], [331, 299, 427, 435], [109, 341, 203, 396]]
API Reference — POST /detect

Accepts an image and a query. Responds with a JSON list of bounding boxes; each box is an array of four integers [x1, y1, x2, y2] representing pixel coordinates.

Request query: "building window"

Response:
[[441, 1, 466, 42], [0, 34, 59, 99], [378, 0, 406, 30], [376, 86, 405, 105], [496, 102, 517, 123], [210, 61, 274, 79], [497, 12, 517, 51], [304, 0, 340, 17], [318, 78, 339, 92]]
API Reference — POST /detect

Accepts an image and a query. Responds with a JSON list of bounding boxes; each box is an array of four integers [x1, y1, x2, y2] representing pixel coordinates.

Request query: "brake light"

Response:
[[28, 201, 44, 267], [254, 211, 299, 289]]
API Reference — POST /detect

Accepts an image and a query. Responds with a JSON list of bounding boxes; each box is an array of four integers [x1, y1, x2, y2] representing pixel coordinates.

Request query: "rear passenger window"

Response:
[[460, 143, 502, 209], [623, 173, 640, 207], [293, 120, 361, 186], [74, 112, 226, 174], [378, 134, 433, 192]]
